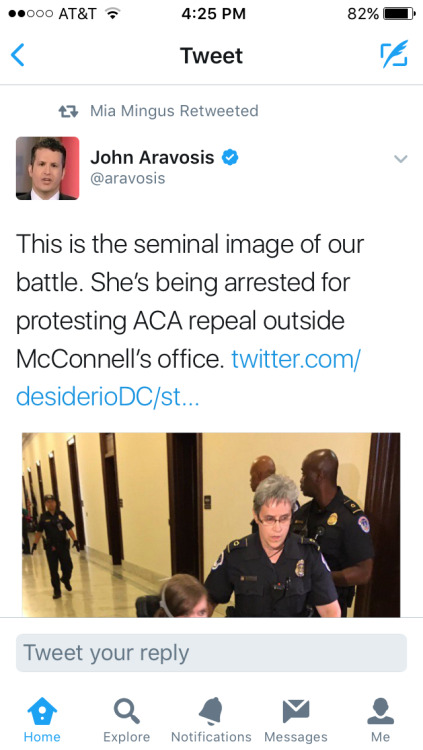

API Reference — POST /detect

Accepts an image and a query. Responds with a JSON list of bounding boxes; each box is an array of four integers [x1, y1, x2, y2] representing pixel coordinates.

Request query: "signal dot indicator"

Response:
[[9, 9, 16, 16], [18, 9, 25, 16]]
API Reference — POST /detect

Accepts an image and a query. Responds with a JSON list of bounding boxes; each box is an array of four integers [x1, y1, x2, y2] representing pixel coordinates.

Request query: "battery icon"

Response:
[[383, 7, 416, 18]]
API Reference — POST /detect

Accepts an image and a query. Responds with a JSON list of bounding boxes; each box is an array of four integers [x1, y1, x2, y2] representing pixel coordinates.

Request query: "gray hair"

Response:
[[253, 474, 299, 514]]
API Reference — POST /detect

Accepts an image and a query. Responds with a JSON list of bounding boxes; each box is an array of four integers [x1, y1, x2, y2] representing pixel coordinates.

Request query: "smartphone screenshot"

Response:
[[0, 1, 420, 747]]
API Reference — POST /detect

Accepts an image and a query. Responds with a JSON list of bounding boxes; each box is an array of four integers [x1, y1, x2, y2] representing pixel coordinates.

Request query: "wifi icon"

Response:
[[105, 7, 120, 19]]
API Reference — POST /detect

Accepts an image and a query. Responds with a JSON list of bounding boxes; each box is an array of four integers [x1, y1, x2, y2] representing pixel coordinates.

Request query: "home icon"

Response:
[[27, 698, 57, 726]]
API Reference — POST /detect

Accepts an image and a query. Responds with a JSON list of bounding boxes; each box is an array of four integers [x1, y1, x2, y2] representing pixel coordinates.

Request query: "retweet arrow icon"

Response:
[[11, 43, 24, 66], [59, 106, 70, 117]]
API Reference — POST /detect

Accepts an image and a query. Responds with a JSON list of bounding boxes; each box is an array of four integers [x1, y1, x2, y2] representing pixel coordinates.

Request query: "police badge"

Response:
[[295, 559, 305, 577]]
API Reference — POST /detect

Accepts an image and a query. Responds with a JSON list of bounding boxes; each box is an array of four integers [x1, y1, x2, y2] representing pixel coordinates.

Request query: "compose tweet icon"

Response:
[[283, 700, 310, 723]]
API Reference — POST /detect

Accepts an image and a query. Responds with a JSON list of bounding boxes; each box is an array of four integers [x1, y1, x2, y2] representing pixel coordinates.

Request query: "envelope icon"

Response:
[[283, 700, 310, 723]]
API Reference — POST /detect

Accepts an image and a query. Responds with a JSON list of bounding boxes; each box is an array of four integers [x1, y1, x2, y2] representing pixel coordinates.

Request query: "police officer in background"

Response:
[[205, 474, 341, 617], [32, 495, 80, 599], [293, 449, 374, 616], [249, 455, 276, 533]]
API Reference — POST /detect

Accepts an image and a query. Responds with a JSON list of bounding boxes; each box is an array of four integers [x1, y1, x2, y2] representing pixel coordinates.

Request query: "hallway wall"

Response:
[[115, 433, 171, 577], [72, 433, 109, 556]]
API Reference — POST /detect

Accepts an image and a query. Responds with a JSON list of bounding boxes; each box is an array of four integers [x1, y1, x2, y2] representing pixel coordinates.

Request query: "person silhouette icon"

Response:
[[367, 698, 394, 725]]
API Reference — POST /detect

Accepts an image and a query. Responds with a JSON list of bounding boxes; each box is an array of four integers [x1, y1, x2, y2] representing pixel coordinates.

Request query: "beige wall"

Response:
[[115, 433, 171, 577], [23, 431, 72, 505], [202, 433, 371, 574], [73, 434, 109, 556]]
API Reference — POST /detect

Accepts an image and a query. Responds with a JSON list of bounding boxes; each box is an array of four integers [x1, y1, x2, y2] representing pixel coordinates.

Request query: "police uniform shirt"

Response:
[[205, 532, 338, 617], [292, 486, 375, 572], [37, 510, 74, 546]]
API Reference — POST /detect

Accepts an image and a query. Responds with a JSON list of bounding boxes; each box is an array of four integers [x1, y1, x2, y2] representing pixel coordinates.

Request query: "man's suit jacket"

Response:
[[17, 192, 76, 200]]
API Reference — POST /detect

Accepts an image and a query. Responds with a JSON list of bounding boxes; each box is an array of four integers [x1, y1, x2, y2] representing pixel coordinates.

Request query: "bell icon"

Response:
[[199, 697, 222, 725]]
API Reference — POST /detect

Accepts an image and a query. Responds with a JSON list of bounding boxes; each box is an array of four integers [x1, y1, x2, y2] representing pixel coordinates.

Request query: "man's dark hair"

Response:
[[31, 138, 66, 168]]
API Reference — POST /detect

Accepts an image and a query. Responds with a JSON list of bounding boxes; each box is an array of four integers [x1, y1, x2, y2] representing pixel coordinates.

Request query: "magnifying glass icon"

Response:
[[114, 698, 140, 724]]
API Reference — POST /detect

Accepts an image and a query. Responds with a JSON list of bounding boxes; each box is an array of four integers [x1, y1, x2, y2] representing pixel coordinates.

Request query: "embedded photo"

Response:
[[22, 433, 400, 618]]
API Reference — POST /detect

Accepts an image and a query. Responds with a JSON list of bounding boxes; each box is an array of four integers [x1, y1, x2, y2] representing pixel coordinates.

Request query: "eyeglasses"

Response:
[[257, 513, 292, 527]]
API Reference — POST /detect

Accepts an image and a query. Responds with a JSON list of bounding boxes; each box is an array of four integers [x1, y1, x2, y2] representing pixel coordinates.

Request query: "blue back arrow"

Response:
[[11, 43, 24, 66]]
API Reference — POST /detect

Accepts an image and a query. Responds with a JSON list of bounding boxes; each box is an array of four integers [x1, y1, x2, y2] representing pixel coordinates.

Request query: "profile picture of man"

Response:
[[16, 136, 79, 200]]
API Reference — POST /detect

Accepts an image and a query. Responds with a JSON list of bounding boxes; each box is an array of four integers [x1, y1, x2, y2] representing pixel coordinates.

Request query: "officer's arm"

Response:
[[204, 550, 233, 615], [31, 531, 42, 553], [315, 601, 341, 618], [332, 558, 374, 587], [67, 529, 77, 542], [338, 512, 375, 586], [309, 544, 341, 616]]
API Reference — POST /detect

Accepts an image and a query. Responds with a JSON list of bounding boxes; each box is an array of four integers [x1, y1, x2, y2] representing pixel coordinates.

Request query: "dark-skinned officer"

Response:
[[249, 455, 276, 533], [205, 474, 341, 617], [293, 449, 374, 616], [32, 495, 80, 599]]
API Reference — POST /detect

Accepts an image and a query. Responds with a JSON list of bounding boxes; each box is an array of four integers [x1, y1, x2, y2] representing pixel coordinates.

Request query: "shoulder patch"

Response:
[[299, 536, 320, 551], [343, 498, 364, 515], [211, 551, 225, 570], [227, 537, 248, 553], [358, 515, 371, 533]]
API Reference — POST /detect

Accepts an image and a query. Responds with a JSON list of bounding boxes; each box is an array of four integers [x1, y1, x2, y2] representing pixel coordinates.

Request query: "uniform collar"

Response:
[[251, 530, 299, 560], [243, 532, 265, 559], [283, 533, 303, 558], [312, 486, 344, 514]]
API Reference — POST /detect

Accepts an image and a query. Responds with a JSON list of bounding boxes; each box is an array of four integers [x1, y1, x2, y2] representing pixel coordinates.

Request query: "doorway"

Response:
[[354, 433, 400, 617], [99, 433, 124, 565], [36, 461, 45, 512], [22, 475, 30, 514], [167, 433, 203, 581], [67, 436, 86, 551], [48, 451, 60, 506], [27, 467, 38, 521]]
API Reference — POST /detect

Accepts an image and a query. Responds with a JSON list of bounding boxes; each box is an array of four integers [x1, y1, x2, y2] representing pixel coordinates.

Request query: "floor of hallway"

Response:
[[22, 538, 160, 618], [22, 535, 225, 618]]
